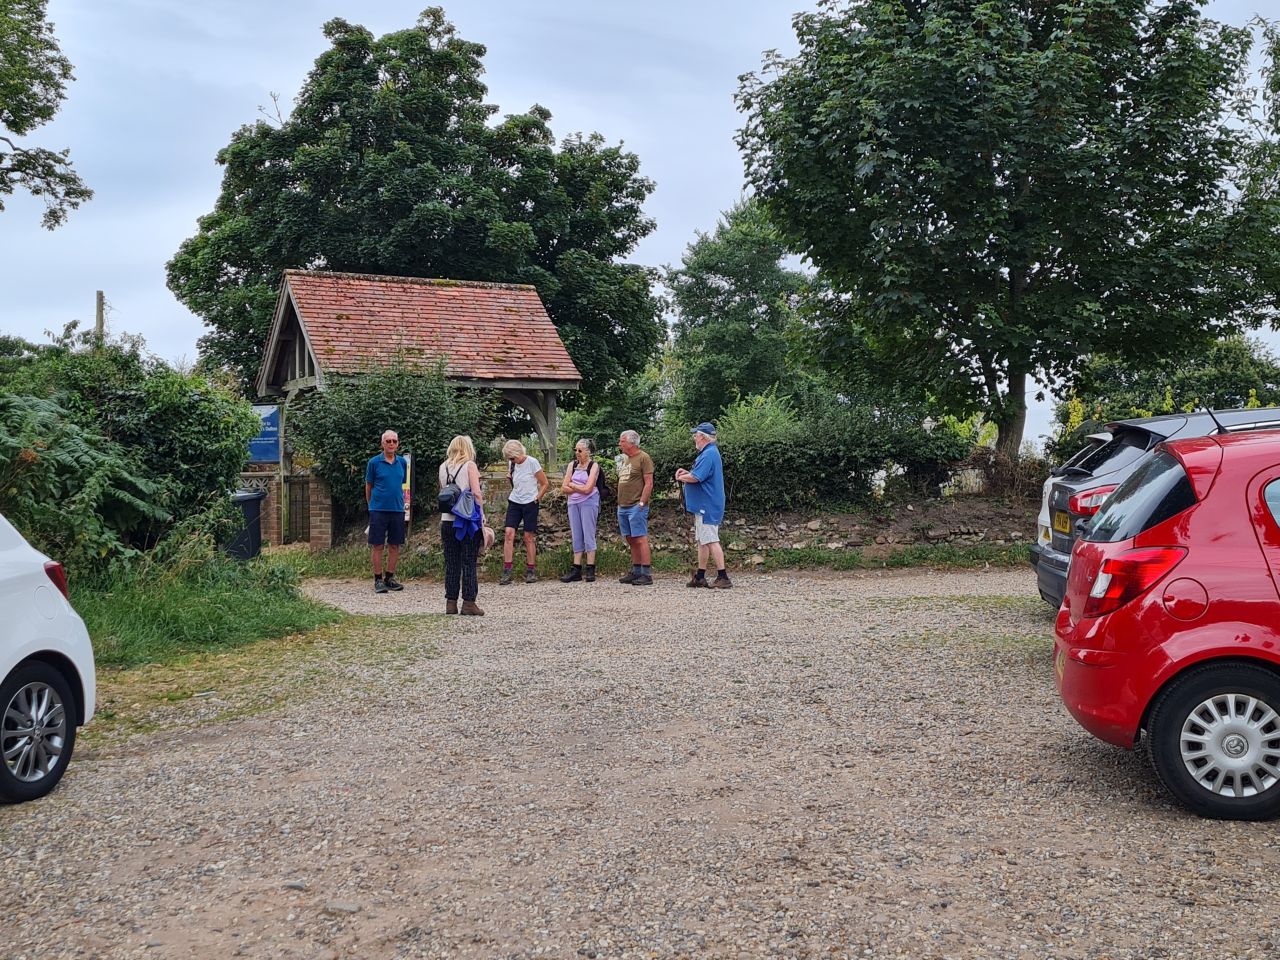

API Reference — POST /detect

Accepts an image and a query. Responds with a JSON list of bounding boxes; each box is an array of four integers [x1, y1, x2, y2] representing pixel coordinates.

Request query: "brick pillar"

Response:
[[261, 477, 281, 547], [308, 477, 334, 552]]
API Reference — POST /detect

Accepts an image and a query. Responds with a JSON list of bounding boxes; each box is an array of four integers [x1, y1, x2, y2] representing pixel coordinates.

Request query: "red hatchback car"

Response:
[[1055, 430, 1280, 820]]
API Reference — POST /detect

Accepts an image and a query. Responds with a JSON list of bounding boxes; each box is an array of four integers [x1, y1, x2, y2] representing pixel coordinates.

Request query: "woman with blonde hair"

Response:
[[439, 435, 486, 615], [499, 438, 549, 584], [559, 438, 601, 582]]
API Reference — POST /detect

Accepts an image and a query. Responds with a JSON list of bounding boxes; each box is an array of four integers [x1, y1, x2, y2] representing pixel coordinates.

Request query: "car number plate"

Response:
[[1053, 511, 1071, 534]]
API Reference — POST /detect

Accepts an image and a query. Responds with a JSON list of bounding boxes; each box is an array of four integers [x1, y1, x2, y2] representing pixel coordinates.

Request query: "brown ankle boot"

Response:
[[446, 599, 459, 614], [460, 600, 485, 616]]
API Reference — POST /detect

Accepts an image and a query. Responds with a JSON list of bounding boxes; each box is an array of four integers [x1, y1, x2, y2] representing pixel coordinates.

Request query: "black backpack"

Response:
[[438, 462, 466, 512]]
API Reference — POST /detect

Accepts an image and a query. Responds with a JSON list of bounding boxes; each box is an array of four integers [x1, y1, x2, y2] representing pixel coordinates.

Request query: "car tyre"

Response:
[[0, 660, 77, 803], [1148, 662, 1280, 820]]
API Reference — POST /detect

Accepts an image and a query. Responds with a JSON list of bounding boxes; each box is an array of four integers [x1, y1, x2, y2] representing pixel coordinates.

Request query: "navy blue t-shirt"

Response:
[[365, 454, 407, 512]]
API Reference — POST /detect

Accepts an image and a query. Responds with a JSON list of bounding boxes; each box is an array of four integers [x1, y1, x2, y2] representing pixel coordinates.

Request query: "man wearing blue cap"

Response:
[[675, 422, 731, 589]]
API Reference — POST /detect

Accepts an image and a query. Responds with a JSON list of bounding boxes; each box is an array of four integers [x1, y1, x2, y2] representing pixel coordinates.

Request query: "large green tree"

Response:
[[0, 0, 92, 227], [168, 8, 662, 397], [665, 199, 808, 420], [1051, 334, 1280, 456], [738, 0, 1280, 456]]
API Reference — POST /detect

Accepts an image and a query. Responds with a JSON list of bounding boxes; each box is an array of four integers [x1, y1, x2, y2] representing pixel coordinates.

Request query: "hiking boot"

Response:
[[383, 572, 404, 591], [686, 572, 709, 588], [711, 576, 733, 589], [618, 571, 637, 584], [584, 564, 596, 583], [460, 600, 485, 616], [446, 599, 459, 614], [524, 570, 539, 584], [499, 570, 513, 585], [559, 565, 582, 583], [374, 576, 389, 594], [630, 574, 653, 586]]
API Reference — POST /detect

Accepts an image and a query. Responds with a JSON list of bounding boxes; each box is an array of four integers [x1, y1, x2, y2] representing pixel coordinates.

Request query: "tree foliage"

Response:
[[738, 0, 1280, 456], [0, 325, 259, 529], [558, 364, 662, 456], [1049, 335, 1280, 458], [167, 8, 662, 397], [0, 0, 92, 227], [665, 199, 808, 420], [0, 395, 166, 573], [288, 360, 499, 526]]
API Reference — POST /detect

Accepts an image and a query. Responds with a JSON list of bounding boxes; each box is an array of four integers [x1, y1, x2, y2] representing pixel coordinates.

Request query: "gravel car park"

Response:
[[6, 570, 1280, 959]]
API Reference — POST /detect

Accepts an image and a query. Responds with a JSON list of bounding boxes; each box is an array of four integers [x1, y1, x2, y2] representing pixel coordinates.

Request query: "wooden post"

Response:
[[94, 291, 105, 349]]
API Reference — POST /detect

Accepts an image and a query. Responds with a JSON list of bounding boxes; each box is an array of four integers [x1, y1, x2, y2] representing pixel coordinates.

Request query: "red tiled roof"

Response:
[[283, 270, 581, 384]]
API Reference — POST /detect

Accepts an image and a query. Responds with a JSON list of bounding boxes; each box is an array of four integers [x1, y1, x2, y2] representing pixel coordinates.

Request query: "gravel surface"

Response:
[[4, 568, 1280, 959]]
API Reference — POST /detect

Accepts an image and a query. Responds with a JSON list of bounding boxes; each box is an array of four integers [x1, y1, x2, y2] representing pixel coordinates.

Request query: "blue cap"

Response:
[[691, 422, 717, 437]]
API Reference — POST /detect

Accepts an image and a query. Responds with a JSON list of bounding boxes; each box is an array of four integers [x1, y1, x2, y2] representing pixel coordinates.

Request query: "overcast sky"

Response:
[[0, 0, 1268, 447]]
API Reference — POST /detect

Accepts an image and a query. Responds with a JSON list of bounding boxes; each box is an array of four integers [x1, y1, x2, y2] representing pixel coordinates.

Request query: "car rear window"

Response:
[[1265, 480, 1280, 527], [1072, 429, 1156, 477], [1083, 451, 1197, 543]]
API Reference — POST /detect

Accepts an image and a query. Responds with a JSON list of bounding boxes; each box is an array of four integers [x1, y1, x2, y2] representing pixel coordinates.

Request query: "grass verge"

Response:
[[733, 541, 1030, 572], [74, 557, 342, 668], [272, 542, 687, 581], [85, 615, 437, 749], [272, 539, 1032, 580]]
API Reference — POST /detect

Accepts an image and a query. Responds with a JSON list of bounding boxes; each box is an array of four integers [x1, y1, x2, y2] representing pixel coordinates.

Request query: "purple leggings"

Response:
[[567, 496, 600, 553]]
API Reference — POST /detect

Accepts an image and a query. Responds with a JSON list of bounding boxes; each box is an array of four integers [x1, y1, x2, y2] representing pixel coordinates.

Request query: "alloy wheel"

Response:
[[3, 681, 67, 783]]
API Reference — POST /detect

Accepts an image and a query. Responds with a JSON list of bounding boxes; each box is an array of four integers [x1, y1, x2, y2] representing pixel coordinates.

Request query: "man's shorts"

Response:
[[694, 514, 720, 545], [617, 503, 649, 538], [505, 499, 540, 534], [368, 510, 406, 546]]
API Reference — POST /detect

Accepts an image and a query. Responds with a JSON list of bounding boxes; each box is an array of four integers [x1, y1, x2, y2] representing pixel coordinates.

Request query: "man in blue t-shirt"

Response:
[[676, 421, 731, 589], [365, 429, 408, 594]]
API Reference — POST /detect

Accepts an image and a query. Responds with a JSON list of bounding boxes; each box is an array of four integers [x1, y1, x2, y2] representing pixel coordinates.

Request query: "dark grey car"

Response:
[[1033, 407, 1280, 607]]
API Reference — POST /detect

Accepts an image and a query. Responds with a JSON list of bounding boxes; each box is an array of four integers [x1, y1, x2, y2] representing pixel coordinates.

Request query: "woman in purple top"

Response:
[[559, 438, 601, 583]]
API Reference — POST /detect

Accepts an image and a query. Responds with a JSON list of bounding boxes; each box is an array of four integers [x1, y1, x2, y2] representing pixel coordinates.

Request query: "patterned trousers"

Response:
[[441, 522, 480, 602]]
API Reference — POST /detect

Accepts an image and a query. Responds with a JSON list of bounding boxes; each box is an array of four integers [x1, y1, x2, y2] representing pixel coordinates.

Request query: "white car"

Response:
[[0, 513, 96, 802], [1034, 432, 1111, 548]]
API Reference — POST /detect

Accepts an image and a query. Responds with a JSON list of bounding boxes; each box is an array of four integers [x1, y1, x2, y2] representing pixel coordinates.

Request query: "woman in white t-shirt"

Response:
[[500, 439, 549, 585], [439, 435, 486, 616]]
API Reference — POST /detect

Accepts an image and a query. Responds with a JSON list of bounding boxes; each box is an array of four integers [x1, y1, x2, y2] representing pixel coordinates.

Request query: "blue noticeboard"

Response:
[[249, 405, 281, 463]]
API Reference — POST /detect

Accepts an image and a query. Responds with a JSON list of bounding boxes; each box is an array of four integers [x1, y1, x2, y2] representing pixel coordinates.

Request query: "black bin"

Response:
[[225, 488, 267, 560]]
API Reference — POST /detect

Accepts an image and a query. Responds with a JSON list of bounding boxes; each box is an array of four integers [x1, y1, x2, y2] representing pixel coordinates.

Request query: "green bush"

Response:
[[643, 389, 974, 510], [290, 359, 500, 527], [0, 327, 260, 536], [0, 395, 167, 573], [98, 369, 260, 524], [75, 507, 339, 667]]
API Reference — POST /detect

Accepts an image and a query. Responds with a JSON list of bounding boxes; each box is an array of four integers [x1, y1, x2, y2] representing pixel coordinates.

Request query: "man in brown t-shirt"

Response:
[[615, 429, 655, 585]]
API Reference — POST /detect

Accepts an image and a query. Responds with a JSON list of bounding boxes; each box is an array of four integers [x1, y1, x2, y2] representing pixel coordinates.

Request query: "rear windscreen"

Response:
[[1073, 429, 1156, 477], [1084, 451, 1197, 543]]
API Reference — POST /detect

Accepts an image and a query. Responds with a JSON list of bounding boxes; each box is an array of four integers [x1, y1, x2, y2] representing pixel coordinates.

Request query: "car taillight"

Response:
[[1083, 547, 1186, 618], [44, 561, 69, 601], [1068, 485, 1118, 516]]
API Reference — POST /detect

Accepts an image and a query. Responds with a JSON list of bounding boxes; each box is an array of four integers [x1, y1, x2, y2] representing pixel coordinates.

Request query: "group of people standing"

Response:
[[363, 423, 730, 615]]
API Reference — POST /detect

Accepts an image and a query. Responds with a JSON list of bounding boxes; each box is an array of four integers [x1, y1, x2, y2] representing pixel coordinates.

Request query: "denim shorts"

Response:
[[617, 503, 649, 538], [368, 510, 406, 546]]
